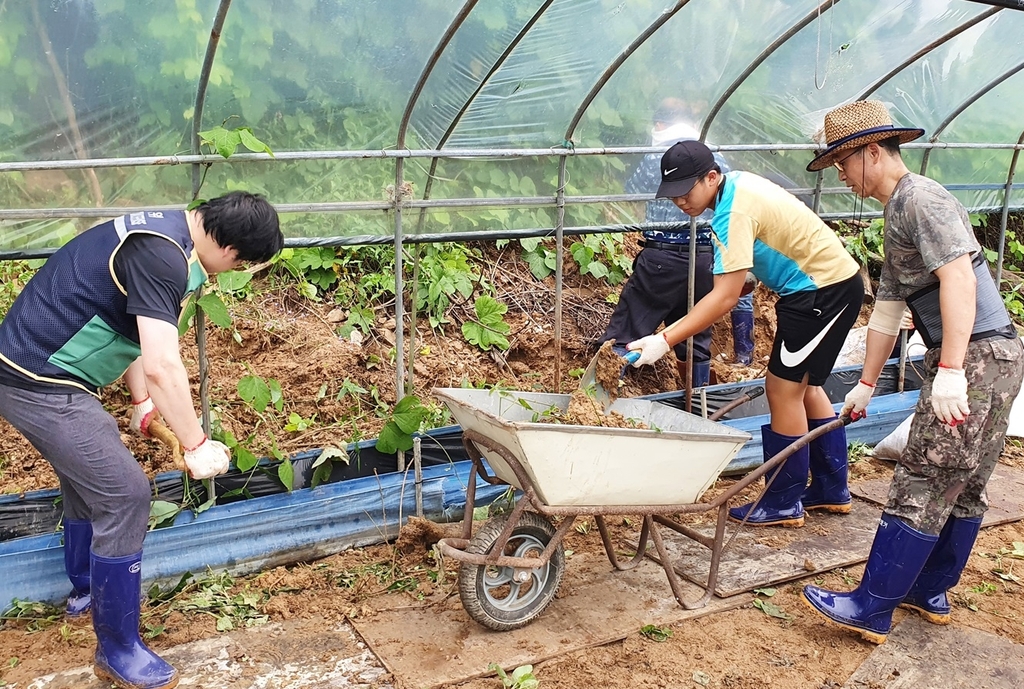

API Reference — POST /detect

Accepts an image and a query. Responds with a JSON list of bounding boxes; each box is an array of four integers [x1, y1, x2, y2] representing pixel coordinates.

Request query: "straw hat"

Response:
[[806, 101, 924, 172]]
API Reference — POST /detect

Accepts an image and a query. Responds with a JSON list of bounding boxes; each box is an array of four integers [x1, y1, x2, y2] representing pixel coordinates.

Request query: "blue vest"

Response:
[[0, 211, 206, 394]]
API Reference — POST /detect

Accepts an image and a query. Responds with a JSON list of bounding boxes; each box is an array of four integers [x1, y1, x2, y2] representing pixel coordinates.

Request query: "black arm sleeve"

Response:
[[113, 234, 189, 326]]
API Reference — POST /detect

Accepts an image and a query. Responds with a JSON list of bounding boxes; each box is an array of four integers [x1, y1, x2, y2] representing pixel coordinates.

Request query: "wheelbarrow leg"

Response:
[[596, 515, 649, 571], [648, 516, 714, 610]]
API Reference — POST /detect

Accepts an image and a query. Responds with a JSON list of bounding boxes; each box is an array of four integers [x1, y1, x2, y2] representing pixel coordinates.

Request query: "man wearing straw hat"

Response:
[[626, 140, 864, 529], [800, 100, 1024, 644]]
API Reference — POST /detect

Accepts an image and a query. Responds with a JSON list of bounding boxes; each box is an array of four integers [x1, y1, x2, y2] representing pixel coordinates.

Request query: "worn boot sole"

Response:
[[800, 591, 887, 645], [727, 515, 804, 528], [804, 503, 852, 514], [898, 602, 950, 625], [94, 666, 179, 689]]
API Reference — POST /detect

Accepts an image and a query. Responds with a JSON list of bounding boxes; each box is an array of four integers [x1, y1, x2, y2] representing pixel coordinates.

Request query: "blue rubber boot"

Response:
[[802, 513, 938, 644], [731, 309, 754, 365], [91, 551, 179, 689], [691, 360, 710, 387], [63, 519, 92, 617], [728, 425, 808, 528], [900, 515, 982, 624], [802, 417, 852, 514]]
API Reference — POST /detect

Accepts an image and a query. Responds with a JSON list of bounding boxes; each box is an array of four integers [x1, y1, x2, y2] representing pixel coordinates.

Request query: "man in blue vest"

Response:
[[0, 191, 283, 689]]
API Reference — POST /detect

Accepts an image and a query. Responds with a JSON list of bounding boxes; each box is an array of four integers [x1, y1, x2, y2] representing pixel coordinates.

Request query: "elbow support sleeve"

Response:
[[867, 300, 907, 337]]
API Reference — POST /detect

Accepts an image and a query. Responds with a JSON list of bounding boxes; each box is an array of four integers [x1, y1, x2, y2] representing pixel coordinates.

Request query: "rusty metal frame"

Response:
[[438, 397, 836, 616]]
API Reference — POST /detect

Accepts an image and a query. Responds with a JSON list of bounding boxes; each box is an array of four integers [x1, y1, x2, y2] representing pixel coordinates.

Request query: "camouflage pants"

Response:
[[887, 336, 1024, 534]]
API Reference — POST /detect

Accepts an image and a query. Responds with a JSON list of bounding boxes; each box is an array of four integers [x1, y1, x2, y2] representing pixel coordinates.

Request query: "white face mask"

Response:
[[651, 121, 701, 147]]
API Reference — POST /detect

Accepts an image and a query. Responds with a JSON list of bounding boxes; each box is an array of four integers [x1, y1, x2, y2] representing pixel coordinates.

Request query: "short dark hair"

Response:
[[877, 136, 902, 155], [197, 191, 283, 262]]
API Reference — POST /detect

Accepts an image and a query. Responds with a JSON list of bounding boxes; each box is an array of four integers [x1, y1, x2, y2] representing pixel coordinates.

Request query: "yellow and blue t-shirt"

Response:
[[710, 172, 858, 296]]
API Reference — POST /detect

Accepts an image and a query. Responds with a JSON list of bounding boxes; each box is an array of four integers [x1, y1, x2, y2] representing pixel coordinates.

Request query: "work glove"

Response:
[[900, 309, 914, 331], [183, 436, 231, 480], [129, 396, 157, 438], [841, 380, 875, 421], [627, 333, 670, 368], [931, 365, 970, 425]]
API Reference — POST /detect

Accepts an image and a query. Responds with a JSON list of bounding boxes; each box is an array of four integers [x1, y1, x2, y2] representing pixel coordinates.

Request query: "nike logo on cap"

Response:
[[663, 167, 678, 175], [779, 305, 848, 368]]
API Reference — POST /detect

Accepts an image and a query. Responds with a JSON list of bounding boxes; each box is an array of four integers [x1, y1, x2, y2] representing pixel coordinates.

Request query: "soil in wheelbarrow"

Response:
[[561, 340, 650, 429]]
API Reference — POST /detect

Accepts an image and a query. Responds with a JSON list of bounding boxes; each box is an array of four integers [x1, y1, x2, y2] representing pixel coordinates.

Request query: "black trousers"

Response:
[[601, 246, 714, 363]]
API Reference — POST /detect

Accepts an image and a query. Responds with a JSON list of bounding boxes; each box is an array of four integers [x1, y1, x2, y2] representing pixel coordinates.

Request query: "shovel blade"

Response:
[[579, 350, 639, 412]]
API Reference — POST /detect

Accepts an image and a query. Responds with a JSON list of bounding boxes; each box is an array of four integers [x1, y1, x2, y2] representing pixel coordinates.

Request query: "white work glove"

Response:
[[627, 333, 671, 368], [129, 396, 157, 438], [183, 436, 231, 480], [841, 380, 875, 421], [931, 365, 970, 426]]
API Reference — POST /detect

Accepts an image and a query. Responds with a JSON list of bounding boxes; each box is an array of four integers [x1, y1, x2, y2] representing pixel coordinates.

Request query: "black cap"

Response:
[[655, 140, 715, 199]]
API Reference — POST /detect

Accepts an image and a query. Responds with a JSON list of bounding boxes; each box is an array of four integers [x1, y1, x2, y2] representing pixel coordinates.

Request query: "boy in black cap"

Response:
[[628, 140, 864, 529]]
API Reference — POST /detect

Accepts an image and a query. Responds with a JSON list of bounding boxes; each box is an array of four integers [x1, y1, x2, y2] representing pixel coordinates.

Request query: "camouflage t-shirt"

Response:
[[876, 172, 980, 302]]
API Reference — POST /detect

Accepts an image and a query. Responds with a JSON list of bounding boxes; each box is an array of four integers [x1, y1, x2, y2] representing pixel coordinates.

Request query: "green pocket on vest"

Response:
[[48, 315, 141, 388]]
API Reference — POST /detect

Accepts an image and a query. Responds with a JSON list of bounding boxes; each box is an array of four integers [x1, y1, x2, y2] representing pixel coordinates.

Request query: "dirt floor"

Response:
[[1, 238, 1020, 688]]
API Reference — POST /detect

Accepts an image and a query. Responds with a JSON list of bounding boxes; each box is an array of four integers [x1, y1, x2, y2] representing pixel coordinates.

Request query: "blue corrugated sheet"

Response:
[[0, 460, 506, 608]]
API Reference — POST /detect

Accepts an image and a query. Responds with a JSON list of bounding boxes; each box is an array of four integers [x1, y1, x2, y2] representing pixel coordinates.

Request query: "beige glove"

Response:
[[130, 396, 157, 437], [841, 380, 875, 420], [183, 436, 231, 479], [627, 333, 671, 367], [932, 365, 970, 425]]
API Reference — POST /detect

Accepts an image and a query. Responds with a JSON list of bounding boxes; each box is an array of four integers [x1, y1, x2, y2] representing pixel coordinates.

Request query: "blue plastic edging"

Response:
[[0, 460, 506, 608]]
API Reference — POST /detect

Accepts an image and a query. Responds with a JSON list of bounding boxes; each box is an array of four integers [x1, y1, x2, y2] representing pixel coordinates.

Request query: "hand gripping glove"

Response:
[[932, 364, 970, 425], [627, 333, 671, 368], [129, 396, 157, 437], [841, 380, 875, 421], [183, 436, 231, 480]]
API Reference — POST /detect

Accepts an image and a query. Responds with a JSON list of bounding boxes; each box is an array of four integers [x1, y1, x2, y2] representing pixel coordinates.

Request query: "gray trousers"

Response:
[[0, 383, 151, 557]]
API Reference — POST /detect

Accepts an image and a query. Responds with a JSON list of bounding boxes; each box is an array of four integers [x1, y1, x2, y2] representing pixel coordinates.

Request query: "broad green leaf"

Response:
[[278, 458, 294, 491], [238, 375, 271, 413], [391, 395, 426, 434], [217, 270, 252, 293], [311, 446, 348, 469], [148, 500, 181, 530], [233, 446, 258, 472], [376, 421, 414, 454], [197, 293, 232, 329], [238, 127, 273, 156], [268, 378, 284, 412], [177, 298, 197, 336]]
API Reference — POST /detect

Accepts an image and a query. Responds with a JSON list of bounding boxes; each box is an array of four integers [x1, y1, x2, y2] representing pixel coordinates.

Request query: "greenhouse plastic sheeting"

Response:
[[3, 1, 1024, 250]]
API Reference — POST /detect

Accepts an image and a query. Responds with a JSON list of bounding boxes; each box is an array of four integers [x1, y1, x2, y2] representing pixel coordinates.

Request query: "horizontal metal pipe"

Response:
[[3, 141, 1024, 174]]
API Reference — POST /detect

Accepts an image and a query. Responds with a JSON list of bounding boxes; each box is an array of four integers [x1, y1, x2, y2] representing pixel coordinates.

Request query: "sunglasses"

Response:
[[833, 147, 864, 173]]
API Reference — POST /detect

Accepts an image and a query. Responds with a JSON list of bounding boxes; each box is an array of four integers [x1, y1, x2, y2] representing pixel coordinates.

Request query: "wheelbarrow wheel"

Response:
[[457, 511, 565, 631]]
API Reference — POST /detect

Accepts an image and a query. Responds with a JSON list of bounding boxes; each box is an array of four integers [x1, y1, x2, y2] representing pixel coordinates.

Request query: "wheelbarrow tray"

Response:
[[433, 388, 750, 507]]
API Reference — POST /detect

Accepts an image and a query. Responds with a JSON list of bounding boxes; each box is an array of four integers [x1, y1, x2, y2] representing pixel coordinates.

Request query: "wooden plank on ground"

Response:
[[658, 502, 882, 598], [851, 463, 1024, 528], [349, 553, 746, 689], [842, 615, 1024, 688]]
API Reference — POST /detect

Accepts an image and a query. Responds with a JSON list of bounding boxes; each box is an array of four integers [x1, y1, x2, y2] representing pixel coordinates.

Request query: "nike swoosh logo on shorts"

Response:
[[779, 305, 848, 368]]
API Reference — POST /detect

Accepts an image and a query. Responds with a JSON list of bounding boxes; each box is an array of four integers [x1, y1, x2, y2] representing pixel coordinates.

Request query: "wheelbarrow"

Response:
[[432, 386, 847, 631]]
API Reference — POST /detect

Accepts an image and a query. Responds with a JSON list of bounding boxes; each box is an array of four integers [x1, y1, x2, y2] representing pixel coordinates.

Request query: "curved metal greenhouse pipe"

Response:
[[920, 60, 1024, 175], [701, 0, 841, 142], [191, 0, 233, 195], [995, 128, 1024, 288], [563, 0, 692, 140], [414, 0, 556, 226], [858, 6, 1001, 100], [191, 0, 232, 437], [393, 0, 478, 401], [553, 0, 693, 390]]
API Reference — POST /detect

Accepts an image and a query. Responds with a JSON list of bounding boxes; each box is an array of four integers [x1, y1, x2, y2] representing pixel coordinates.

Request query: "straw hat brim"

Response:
[[806, 127, 924, 172]]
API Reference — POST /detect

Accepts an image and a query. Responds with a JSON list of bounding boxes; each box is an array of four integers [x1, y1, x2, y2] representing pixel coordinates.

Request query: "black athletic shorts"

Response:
[[768, 274, 864, 386]]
